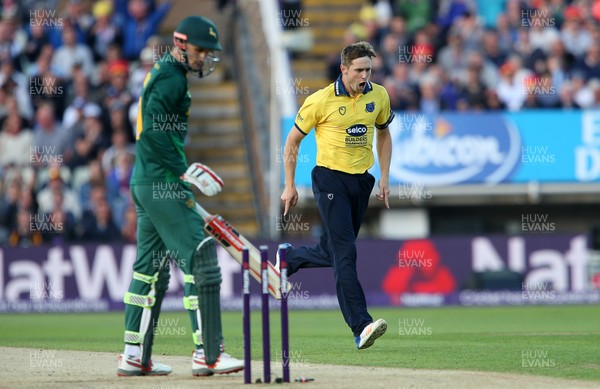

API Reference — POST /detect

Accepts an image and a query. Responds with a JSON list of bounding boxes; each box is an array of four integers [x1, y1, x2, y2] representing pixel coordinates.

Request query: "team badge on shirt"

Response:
[[339, 106, 346, 115], [365, 101, 375, 113]]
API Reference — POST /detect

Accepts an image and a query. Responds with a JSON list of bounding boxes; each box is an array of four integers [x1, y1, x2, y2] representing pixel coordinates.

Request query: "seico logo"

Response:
[[346, 124, 367, 137]]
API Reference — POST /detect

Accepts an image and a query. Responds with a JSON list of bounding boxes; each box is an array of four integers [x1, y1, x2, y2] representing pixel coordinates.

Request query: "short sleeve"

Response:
[[375, 87, 395, 130], [294, 92, 321, 135]]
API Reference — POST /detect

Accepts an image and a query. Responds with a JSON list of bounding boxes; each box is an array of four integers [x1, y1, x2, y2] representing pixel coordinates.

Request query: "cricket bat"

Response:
[[195, 202, 288, 299]]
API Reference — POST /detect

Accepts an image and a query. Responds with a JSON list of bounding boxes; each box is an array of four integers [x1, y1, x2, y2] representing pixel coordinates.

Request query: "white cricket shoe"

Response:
[[117, 353, 172, 376], [192, 349, 244, 376], [356, 318, 387, 349]]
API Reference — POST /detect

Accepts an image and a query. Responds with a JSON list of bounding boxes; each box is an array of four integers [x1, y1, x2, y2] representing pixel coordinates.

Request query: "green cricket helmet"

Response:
[[173, 16, 222, 77]]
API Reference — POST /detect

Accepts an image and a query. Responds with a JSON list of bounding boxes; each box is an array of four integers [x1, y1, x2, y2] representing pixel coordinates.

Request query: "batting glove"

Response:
[[182, 163, 224, 197]]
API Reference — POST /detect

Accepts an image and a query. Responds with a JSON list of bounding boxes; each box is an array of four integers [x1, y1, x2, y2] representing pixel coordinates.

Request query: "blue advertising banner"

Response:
[[281, 110, 600, 187]]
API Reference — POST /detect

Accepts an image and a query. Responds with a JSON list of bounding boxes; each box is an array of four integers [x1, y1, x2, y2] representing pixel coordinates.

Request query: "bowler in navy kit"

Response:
[[280, 42, 394, 349]]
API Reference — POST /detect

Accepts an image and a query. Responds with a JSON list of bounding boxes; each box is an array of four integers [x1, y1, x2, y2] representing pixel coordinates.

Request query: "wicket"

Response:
[[242, 245, 290, 384]]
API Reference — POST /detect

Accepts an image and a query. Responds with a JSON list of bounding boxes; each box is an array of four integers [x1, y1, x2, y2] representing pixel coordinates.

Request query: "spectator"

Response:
[[547, 39, 573, 87], [0, 112, 34, 168], [459, 66, 487, 110], [18, 184, 39, 215], [43, 191, 77, 244], [379, 34, 399, 75], [104, 59, 133, 110], [67, 103, 110, 168], [396, 0, 432, 34], [8, 208, 43, 247], [588, 79, 600, 109], [117, 0, 172, 61], [438, 73, 461, 110], [570, 72, 593, 108], [0, 180, 21, 234], [62, 71, 91, 130], [106, 151, 133, 228], [129, 47, 154, 99], [370, 54, 388, 86], [528, 14, 560, 55], [89, 0, 122, 61], [29, 46, 67, 117], [574, 44, 600, 81], [465, 51, 498, 89], [496, 60, 528, 111], [0, 19, 21, 66], [560, 5, 593, 58], [59, 0, 94, 46], [447, 10, 482, 52], [437, 32, 471, 81], [24, 12, 51, 64], [78, 160, 105, 211], [494, 12, 517, 53], [326, 29, 358, 81], [79, 198, 120, 241], [102, 127, 135, 174], [481, 28, 508, 68], [32, 102, 70, 158], [387, 62, 418, 110], [558, 82, 581, 109], [484, 88, 506, 110], [36, 168, 81, 220], [121, 203, 137, 243], [0, 60, 33, 121], [475, 0, 505, 29], [51, 26, 94, 80], [418, 75, 440, 114]]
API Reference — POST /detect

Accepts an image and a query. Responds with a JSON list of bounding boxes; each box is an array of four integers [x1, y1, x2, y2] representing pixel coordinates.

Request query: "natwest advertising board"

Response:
[[0, 234, 598, 312]]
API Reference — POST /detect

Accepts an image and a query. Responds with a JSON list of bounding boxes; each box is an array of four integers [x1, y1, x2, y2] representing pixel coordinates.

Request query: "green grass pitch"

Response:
[[1, 305, 599, 381]]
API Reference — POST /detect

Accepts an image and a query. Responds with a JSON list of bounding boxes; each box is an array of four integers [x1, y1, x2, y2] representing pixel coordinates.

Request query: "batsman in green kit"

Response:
[[117, 16, 244, 377]]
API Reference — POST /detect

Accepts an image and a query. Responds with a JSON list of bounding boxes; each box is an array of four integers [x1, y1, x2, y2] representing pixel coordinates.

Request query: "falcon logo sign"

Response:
[[389, 113, 521, 185]]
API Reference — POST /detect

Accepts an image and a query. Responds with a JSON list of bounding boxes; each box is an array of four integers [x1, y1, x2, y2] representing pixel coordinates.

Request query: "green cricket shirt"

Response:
[[131, 52, 191, 184]]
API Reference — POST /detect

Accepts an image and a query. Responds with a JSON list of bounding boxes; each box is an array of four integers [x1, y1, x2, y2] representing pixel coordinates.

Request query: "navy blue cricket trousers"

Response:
[[287, 166, 375, 336]]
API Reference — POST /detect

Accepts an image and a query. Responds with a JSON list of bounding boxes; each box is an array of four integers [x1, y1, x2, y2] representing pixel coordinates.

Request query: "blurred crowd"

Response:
[[0, 0, 172, 246], [1, 0, 599, 247], [327, 0, 600, 112]]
